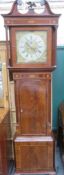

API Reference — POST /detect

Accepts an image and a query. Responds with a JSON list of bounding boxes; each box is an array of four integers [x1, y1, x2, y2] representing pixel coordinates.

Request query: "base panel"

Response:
[[14, 136, 55, 173]]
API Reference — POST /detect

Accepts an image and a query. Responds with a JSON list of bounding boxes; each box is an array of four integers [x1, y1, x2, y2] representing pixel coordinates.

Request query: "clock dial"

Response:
[[16, 31, 47, 63]]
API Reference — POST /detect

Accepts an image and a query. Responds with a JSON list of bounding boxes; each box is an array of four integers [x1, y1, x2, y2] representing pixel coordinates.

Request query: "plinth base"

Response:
[[14, 136, 55, 174]]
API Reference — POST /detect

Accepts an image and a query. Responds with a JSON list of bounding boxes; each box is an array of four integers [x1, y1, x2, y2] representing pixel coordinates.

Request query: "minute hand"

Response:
[[26, 42, 36, 52]]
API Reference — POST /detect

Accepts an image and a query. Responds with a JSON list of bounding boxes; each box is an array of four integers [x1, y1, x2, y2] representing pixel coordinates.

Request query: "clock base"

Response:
[[14, 136, 55, 174]]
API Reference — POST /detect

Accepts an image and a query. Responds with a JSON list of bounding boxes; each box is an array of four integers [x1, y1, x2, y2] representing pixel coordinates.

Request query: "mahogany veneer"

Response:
[[13, 72, 51, 136], [14, 136, 55, 173], [0, 109, 10, 175], [3, 1, 60, 174]]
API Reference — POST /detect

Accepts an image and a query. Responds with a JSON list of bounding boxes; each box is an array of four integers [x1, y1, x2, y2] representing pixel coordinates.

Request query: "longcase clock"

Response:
[[3, 1, 60, 174]]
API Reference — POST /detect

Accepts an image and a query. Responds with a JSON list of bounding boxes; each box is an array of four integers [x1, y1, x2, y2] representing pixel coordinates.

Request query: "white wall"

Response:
[[57, 11, 64, 46]]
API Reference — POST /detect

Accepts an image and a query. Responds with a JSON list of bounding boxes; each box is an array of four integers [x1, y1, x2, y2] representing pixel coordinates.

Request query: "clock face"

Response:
[[16, 31, 47, 63]]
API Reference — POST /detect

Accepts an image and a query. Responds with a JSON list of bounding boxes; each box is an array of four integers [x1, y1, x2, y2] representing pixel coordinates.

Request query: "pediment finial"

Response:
[[2, 0, 60, 17]]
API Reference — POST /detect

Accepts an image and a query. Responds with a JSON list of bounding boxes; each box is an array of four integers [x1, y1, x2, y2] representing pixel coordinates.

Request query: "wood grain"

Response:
[[3, 1, 59, 174], [0, 108, 10, 175]]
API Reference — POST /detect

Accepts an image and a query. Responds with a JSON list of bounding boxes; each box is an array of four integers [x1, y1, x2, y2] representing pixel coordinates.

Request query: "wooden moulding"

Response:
[[2, 1, 60, 27]]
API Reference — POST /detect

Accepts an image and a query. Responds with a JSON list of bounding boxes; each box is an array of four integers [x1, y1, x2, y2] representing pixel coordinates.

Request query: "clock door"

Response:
[[14, 73, 51, 135]]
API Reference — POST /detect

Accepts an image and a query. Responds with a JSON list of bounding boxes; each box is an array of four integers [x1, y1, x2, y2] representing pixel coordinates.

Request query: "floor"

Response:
[[8, 146, 64, 175]]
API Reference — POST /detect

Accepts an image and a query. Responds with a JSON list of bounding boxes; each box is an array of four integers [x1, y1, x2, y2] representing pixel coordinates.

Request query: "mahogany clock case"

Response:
[[2, 1, 60, 174]]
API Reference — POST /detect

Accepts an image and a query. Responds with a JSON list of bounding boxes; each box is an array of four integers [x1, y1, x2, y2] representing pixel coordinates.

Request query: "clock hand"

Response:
[[26, 42, 37, 52]]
